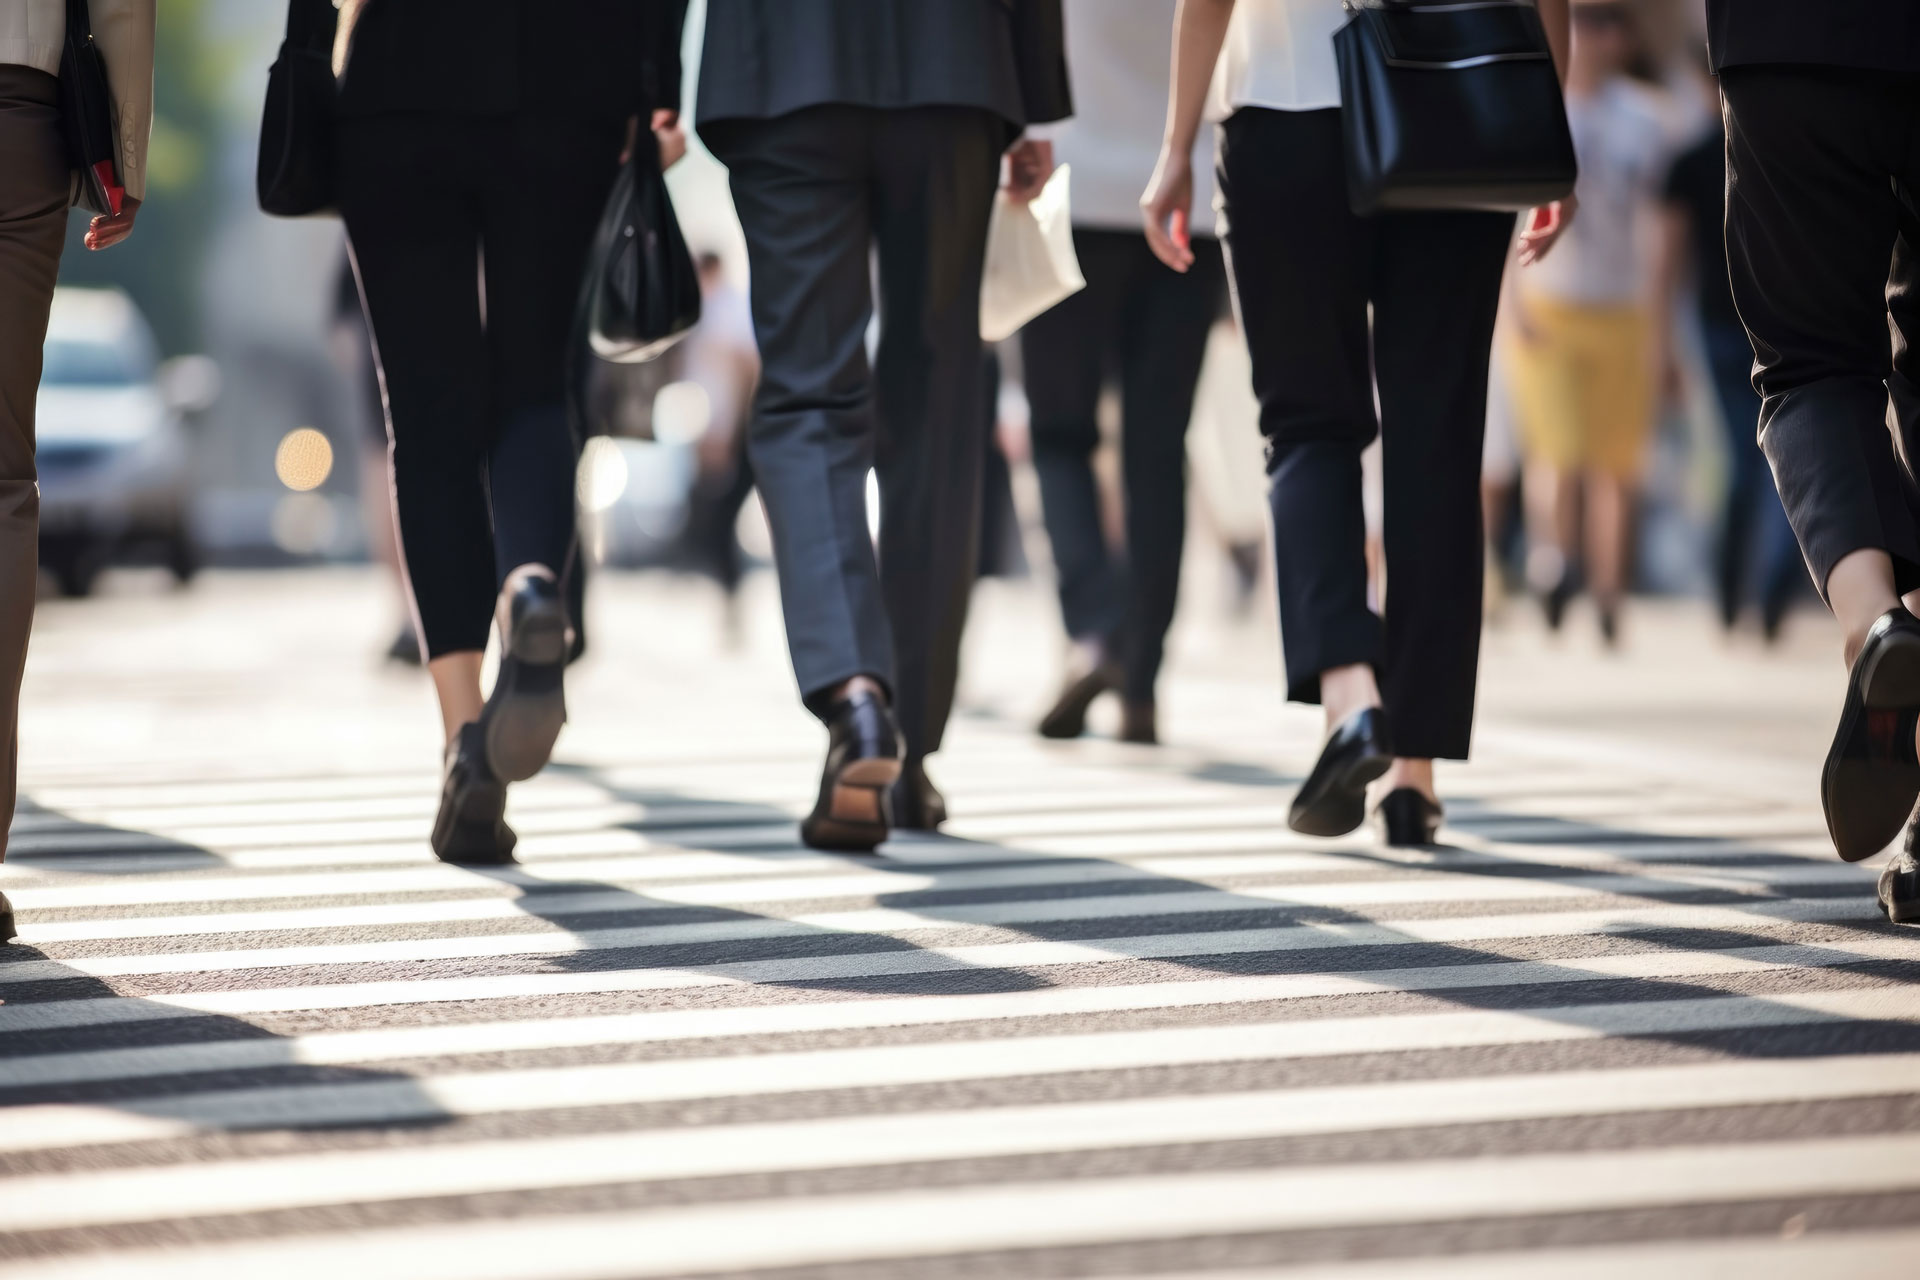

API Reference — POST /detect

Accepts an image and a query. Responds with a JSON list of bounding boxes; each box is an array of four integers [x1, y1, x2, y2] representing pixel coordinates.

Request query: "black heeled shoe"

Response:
[[479, 566, 571, 784], [1823, 607, 1920, 861], [0, 889, 15, 944], [433, 723, 517, 864], [801, 687, 905, 852], [1376, 788, 1443, 848], [1038, 651, 1122, 740], [891, 756, 948, 831], [1289, 706, 1393, 838]]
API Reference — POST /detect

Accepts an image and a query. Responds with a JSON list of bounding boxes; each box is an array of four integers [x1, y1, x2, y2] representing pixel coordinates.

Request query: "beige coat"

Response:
[[0, 0, 156, 202]]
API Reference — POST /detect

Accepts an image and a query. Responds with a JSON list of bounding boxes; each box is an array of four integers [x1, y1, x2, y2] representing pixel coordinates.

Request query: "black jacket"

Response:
[[695, 0, 1072, 135], [336, 0, 688, 120], [1707, 0, 1920, 74]]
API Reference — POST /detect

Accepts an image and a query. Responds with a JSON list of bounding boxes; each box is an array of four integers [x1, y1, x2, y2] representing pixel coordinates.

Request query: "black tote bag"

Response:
[[257, 0, 340, 217], [1334, 0, 1576, 215], [580, 138, 701, 367], [57, 0, 124, 215]]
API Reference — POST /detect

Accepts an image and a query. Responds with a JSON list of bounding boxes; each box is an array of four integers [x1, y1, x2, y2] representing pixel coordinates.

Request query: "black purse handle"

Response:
[[284, 0, 339, 54], [64, 0, 94, 43]]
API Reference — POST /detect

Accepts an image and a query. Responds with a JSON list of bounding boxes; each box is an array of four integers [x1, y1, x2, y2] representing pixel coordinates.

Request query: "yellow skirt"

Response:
[[1501, 295, 1654, 478]]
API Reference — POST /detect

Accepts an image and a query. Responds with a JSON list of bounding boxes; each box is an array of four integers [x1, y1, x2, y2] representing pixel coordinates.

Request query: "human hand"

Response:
[[84, 196, 139, 251], [1140, 147, 1195, 272], [1002, 137, 1054, 205], [651, 109, 687, 169], [1518, 194, 1577, 267]]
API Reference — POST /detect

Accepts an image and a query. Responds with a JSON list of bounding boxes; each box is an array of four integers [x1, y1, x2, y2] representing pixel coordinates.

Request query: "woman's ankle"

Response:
[[1383, 758, 1436, 802], [1320, 663, 1381, 730]]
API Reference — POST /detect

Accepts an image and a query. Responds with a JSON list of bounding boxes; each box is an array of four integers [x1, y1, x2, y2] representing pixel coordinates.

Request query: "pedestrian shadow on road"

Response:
[[0, 801, 453, 1144]]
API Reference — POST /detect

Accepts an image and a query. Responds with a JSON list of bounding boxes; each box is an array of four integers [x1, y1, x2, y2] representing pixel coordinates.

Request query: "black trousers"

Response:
[[336, 112, 623, 658], [1020, 229, 1226, 703], [705, 105, 1002, 759], [1218, 108, 1512, 761], [1721, 66, 1920, 601]]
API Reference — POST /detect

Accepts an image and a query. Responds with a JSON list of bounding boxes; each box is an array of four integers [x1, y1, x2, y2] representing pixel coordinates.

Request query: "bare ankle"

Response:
[[1320, 663, 1381, 731], [830, 675, 887, 705], [1383, 758, 1436, 802]]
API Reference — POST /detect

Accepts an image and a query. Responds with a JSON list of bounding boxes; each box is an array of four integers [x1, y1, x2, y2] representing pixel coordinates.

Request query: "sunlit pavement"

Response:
[[2, 567, 1917, 1278]]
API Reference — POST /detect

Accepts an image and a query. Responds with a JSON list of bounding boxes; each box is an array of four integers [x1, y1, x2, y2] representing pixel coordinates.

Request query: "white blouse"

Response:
[[1211, 0, 1349, 115]]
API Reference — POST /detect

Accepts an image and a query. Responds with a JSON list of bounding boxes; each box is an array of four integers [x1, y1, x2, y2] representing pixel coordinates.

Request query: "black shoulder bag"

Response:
[[257, 0, 340, 217], [579, 138, 701, 369], [1334, 0, 1577, 215], [58, 0, 124, 215]]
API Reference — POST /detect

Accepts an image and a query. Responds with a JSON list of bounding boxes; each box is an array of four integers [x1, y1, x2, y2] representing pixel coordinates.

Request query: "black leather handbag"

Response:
[[256, 0, 340, 217], [1334, 0, 1576, 215], [57, 0, 124, 216], [580, 138, 701, 368]]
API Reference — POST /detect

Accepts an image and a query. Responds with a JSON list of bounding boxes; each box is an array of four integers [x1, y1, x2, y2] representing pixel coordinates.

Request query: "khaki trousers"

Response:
[[0, 66, 68, 859]]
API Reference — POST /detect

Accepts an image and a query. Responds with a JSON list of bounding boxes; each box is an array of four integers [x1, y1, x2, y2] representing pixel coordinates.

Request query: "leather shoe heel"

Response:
[[1824, 607, 1920, 861], [891, 757, 948, 831], [1039, 658, 1121, 740], [1289, 706, 1393, 838], [802, 688, 905, 852], [433, 723, 518, 864], [0, 889, 15, 944], [1377, 788, 1443, 847], [481, 566, 571, 784], [1881, 850, 1920, 925]]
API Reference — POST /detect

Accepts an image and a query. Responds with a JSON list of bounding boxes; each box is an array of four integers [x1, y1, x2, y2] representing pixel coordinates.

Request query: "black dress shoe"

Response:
[[1038, 655, 1122, 739], [1289, 706, 1394, 838], [801, 688, 905, 852], [1376, 788, 1443, 847], [1119, 700, 1158, 745], [1823, 607, 1920, 861], [891, 757, 948, 831], [480, 566, 572, 783], [433, 723, 517, 864], [0, 889, 15, 944]]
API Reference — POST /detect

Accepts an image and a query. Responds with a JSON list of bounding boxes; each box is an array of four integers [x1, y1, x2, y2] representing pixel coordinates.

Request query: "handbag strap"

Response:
[[64, 0, 93, 43], [284, 0, 338, 52]]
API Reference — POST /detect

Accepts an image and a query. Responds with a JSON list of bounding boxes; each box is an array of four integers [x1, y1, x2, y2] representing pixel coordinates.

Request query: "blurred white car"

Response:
[[35, 288, 218, 597]]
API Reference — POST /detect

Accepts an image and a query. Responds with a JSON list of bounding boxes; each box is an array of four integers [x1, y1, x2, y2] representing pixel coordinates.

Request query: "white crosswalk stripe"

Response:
[[4, 574, 1919, 1277]]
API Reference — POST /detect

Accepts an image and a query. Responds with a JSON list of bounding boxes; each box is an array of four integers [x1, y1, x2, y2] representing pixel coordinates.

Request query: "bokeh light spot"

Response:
[[275, 427, 334, 492]]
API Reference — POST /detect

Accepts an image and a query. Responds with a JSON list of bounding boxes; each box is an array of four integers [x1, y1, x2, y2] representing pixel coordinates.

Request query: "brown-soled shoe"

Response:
[[800, 688, 905, 853], [480, 565, 572, 784], [1823, 607, 1920, 861], [432, 723, 518, 865], [1038, 656, 1122, 740], [891, 756, 948, 831]]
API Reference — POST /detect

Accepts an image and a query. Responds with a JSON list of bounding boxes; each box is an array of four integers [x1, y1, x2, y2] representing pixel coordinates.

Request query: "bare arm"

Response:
[[1141, 0, 1236, 272]]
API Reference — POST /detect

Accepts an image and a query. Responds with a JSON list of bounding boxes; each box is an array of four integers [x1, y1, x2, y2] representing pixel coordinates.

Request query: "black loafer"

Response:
[[480, 566, 571, 784], [1039, 657, 1122, 740], [0, 889, 15, 944], [1823, 607, 1920, 861], [891, 757, 948, 831], [1377, 787, 1443, 847], [433, 723, 518, 864], [801, 688, 905, 852], [1290, 706, 1394, 838]]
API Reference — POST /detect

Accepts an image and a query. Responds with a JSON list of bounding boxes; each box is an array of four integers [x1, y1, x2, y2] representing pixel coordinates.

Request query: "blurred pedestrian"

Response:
[[696, 0, 1071, 851], [330, 0, 687, 864], [0, 0, 152, 915], [1502, 0, 1671, 646], [1143, 0, 1571, 847], [1022, 0, 1228, 748], [1650, 59, 1799, 643], [1712, 0, 1920, 919], [677, 251, 759, 643]]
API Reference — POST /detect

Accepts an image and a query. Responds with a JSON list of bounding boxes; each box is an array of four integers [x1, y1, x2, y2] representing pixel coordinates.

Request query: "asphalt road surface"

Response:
[[1, 569, 1916, 1277]]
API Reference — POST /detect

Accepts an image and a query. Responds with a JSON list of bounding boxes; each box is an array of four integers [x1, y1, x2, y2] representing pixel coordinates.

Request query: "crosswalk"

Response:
[[3, 573, 1919, 1276]]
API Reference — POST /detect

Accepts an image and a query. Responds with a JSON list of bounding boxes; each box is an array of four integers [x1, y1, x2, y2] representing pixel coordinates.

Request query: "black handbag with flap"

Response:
[[1334, 0, 1577, 215], [58, 0, 124, 216], [257, 0, 340, 217]]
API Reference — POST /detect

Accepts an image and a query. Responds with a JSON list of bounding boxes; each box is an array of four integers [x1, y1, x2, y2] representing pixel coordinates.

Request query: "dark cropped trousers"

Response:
[[1020, 229, 1226, 704], [1721, 65, 1920, 602], [1218, 107, 1512, 761], [336, 111, 622, 658]]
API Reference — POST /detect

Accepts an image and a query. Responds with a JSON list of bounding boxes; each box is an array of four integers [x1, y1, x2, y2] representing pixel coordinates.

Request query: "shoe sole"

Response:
[[1289, 749, 1392, 838], [483, 602, 569, 784], [1038, 669, 1117, 740], [1823, 627, 1920, 861], [432, 766, 517, 865], [801, 756, 903, 853], [1884, 891, 1920, 925]]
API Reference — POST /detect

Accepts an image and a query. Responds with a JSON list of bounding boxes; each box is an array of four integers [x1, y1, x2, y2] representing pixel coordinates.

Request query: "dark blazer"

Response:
[[695, 0, 1072, 135], [336, 0, 689, 120], [1707, 0, 1920, 74]]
